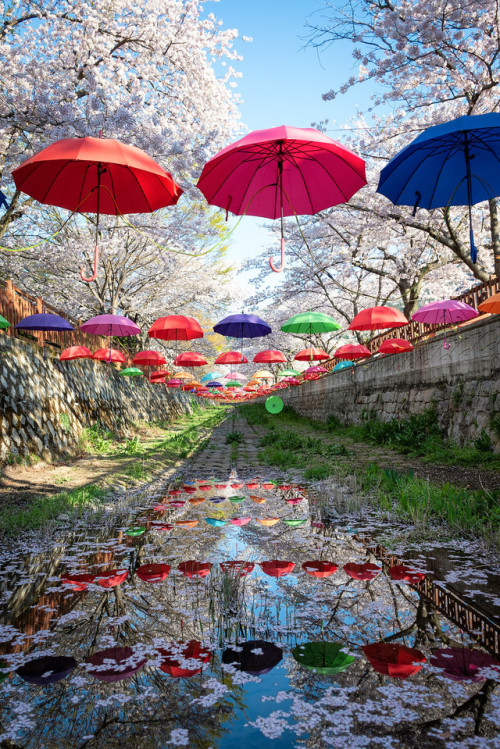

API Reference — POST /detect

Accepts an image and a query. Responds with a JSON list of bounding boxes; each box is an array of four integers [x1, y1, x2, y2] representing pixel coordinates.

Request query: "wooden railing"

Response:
[[310, 277, 500, 377], [0, 279, 132, 362]]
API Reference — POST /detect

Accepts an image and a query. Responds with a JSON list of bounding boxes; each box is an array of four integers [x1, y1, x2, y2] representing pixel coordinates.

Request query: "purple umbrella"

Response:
[[430, 648, 499, 682], [16, 655, 77, 685], [412, 300, 478, 348], [15, 313, 74, 331], [213, 313, 271, 339], [80, 314, 140, 337], [221, 640, 282, 676]]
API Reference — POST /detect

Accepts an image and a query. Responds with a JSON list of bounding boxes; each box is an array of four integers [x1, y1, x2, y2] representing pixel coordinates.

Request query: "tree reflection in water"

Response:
[[0, 479, 497, 747]]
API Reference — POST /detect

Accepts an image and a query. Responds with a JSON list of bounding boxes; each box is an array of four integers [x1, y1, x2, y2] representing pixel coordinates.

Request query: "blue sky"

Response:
[[213, 0, 374, 284]]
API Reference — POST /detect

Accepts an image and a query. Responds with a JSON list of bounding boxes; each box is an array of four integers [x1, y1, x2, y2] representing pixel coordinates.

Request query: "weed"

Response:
[[304, 465, 333, 481], [474, 429, 493, 453], [60, 413, 71, 432], [225, 431, 244, 445]]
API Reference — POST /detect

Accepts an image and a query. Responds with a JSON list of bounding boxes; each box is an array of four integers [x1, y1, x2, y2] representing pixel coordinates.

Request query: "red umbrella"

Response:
[[177, 561, 212, 579], [136, 563, 171, 583], [148, 315, 203, 341], [378, 338, 414, 354], [149, 369, 170, 381], [302, 561, 338, 578], [85, 646, 146, 682], [219, 561, 255, 576], [95, 569, 129, 588], [294, 347, 329, 362], [260, 560, 295, 577], [60, 345, 92, 361], [388, 565, 425, 584], [174, 351, 208, 367], [334, 344, 371, 360], [214, 350, 248, 364], [197, 125, 366, 272], [430, 648, 500, 682], [93, 348, 126, 363], [61, 573, 96, 591], [13, 136, 182, 282], [363, 642, 425, 679], [349, 306, 409, 331], [158, 640, 211, 677], [343, 562, 381, 581], [133, 350, 167, 367], [166, 378, 182, 388], [253, 349, 287, 363]]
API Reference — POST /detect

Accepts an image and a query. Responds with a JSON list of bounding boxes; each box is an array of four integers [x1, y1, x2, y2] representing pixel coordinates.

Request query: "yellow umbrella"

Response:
[[253, 369, 274, 379], [175, 371, 195, 380]]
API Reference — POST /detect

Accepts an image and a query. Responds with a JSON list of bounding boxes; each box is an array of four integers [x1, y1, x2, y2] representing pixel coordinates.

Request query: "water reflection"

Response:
[[0, 478, 497, 747]]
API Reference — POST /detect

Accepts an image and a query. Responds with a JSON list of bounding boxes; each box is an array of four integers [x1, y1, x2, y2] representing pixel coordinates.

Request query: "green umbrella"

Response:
[[126, 526, 145, 537], [225, 381, 242, 387], [266, 396, 283, 414], [292, 641, 355, 675], [283, 518, 307, 527], [281, 311, 341, 335], [278, 369, 300, 378], [229, 495, 245, 504], [120, 367, 143, 377], [0, 315, 10, 330]]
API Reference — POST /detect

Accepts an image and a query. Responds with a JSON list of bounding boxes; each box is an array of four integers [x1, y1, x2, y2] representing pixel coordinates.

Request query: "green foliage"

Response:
[[119, 436, 146, 456], [326, 415, 342, 431], [474, 429, 493, 453], [59, 413, 71, 432], [351, 409, 441, 454], [490, 412, 500, 439], [79, 423, 116, 454], [225, 431, 244, 445], [304, 465, 333, 481], [325, 442, 351, 457]]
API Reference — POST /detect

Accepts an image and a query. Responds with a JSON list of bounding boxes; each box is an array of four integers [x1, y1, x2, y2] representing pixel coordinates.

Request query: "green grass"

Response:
[[0, 485, 107, 535], [225, 430, 244, 445]]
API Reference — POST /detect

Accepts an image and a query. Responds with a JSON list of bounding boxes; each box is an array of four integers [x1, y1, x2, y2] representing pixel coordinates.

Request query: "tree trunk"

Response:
[[489, 199, 500, 278]]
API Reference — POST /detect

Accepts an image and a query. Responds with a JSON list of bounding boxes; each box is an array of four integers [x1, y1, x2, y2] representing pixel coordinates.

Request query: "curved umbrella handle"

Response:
[[269, 237, 285, 273], [80, 245, 99, 283], [443, 336, 450, 350]]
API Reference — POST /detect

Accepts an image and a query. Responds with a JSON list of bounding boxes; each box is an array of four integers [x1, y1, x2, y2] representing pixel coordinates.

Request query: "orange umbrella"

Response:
[[349, 306, 408, 331], [478, 292, 500, 314], [334, 344, 370, 360]]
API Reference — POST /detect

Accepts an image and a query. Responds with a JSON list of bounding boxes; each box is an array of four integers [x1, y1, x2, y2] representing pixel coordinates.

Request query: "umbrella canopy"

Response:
[[175, 371, 195, 380], [223, 371, 247, 380], [133, 350, 167, 367], [15, 313, 74, 331], [388, 565, 425, 585], [214, 350, 248, 364], [430, 648, 499, 682], [120, 367, 143, 377], [85, 646, 146, 683], [201, 371, 222, 381], [93, 348, 126, 363], [81, 314, 140, 336], [149, 369, 170, 381], [378, 338, 414, 354], [136, 563, 171, 583], [13, 135, 183, 281], [412, 300, 478, 325], [333, 360, 355, 371], [294, 347, 329, 361], [278, 368, 300, 377], [478, 292, 500, 314], [207, 381, 223, 387], [334, 344, 371, 360], [174, 351, 208, 367], [177, 561, 212, 579], [377, 113, 500, 262], [349, 306, 409, 331], [363, 642, 425, 679], [60, 345, 92, 361], [166, 379, 182, 388], [220, 561, 255, 577], [253, 369, 274, 379], [0, 314, 10, 329], [282, 310, 341, 335], [148, 315, 203, 341], [305, 365, 328, 374], [17, 656, 77, 685], [343, 562, 381, 581], [221, 640, 282, 675], [253, 349, 287, 363], [214, 313, 271, 339], [302, 561, 338, 578], [260, 560, 295, 577], [197, 125, 366, 271], [292, 642, 355, 675], [158, 640, 211, 678]]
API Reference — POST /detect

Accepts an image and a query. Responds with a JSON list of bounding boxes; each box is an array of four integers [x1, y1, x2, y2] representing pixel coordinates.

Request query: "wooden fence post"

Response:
[[5, 280, 14, 336], [35, 296, 44, 348]]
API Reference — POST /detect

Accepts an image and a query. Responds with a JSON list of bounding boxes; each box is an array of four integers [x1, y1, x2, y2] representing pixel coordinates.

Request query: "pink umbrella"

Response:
[[197, 125, 366, 272], [305, 365, 328, 373], [81, 313, 140, 363], [223, 372, 247, 381], [412, 300, 478, 348]]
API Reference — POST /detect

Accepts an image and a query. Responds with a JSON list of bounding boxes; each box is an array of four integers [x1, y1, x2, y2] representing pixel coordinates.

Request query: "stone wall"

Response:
[[267, 315, 500, 449], [0, 334, 194, 463]]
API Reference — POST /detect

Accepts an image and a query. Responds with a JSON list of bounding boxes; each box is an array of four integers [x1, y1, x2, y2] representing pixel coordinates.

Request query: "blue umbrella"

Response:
[[213, 313, 271, 339], [333, 360, 354, 372], [201, 371, 222, 382], [377, 113, 500, 263], [15, 313, 74, 331]]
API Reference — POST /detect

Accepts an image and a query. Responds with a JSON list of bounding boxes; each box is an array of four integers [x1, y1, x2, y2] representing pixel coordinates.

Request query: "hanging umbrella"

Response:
[[174, 351, 208, 367], [223, 371, 247, 380], [229, 516, 251, 526], [214, 351, 248, 364], [207, 380, 223, 388], [166, 378, 182, 388], [253, 349, 287, 363], [120, 367, 143, 377], [378, 339, 414, 354], [61, 573, 96, 591], [294, 347, 329, 362], [225, 380, 243, 387], [282, 310, 341, 335], [85, 646, 146, 682], [478, 292, 500, 314], [349, 306, 409, 331], [412, 300, 478, 348], [133, 350, 167, 367], [15, 313, 74, 344], [430, 648, 499, 682], [292, 642, 355, 675], [214, 313, 271, 339], [333, 360, 355, 371], [175, 371, 195, 380], [220, 561, 255, 576], [136, 563, 171, 583], [377, 113, 500, 263], [302, 561, 338, 578], [197, 125, 366, 272], [343, 562, 381, 581], [253, 369, 275, 379], [363, 642, 425, 679], [388, 565, 425, 585], [81, 313, 140, 337], [95, 569, 128, 588], [278, 368, 301, 377], [0, 314, 10, 329], [201, 371, 222, 382], [177, 561, 212, 579], [13, 135, 182, 281], [60, 345, 92, 361], [148, 315, 203, 341], [17, 656, 77, 685], [93, 348, 126, 363], [157, 641, 211, 678], [149, 369, 170, 381], [221, 640, 282, 675], [305, 365, 328, 374], [260, 560, 295, 577], [334, 344, 371, 360]]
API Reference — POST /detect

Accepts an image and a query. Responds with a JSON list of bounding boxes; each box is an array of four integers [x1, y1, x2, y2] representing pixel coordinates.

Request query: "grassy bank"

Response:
[[240, 403, 500, 547], [0, 403, 228, 535]]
